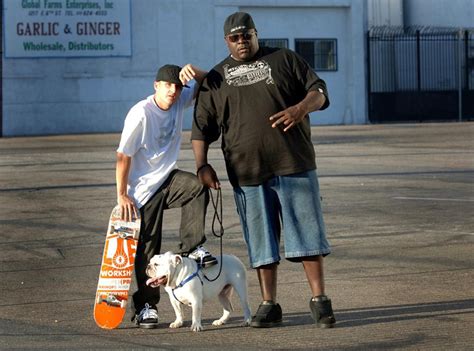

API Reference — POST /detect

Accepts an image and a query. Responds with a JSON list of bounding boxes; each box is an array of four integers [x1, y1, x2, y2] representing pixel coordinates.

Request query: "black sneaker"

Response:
[[309, 295, 336, 328], [134, 303, 159, 329], [250, 302, 283, 328], [187, 246, 218, 268]]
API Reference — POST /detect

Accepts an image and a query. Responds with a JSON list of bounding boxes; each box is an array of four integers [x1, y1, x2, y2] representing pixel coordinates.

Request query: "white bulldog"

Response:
[[146, 251, 251, 332]]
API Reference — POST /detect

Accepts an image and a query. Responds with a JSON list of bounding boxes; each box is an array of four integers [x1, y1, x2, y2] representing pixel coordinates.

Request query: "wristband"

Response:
[[196, 164, 210, 174]]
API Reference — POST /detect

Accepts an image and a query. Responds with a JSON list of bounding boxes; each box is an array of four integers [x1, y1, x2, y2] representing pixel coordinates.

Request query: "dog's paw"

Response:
[[169, 320, 183, 329], [191, 323, 203, 332], [212, 319, 226, 326]]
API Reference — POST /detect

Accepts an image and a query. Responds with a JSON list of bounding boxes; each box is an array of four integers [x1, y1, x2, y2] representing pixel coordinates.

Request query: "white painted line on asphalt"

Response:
[[422, 229, 474, 235], [393, 196, 474, 202]]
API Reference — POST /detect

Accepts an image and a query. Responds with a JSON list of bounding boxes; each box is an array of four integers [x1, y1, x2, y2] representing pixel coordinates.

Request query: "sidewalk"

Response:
[[0, 123, 473, 350]]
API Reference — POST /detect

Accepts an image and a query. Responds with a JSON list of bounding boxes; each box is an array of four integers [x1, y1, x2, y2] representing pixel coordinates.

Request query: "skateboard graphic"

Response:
[[94, 205, 140, 329]]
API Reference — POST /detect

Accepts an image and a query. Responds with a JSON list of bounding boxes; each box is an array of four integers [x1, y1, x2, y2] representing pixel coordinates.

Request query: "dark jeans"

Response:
[[132, 169, 209, 313]]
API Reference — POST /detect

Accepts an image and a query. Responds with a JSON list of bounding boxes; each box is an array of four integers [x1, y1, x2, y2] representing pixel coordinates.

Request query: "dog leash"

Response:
[[203, 188, 224, 282]]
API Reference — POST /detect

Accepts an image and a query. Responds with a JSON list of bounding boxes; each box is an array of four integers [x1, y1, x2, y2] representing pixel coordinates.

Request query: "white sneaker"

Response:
[[188, 246, 217, 267], [135, 303, 158, 329]]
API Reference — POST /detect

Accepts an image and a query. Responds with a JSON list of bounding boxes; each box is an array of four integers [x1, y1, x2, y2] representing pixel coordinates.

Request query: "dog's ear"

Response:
[[174, 255, 182, 266]]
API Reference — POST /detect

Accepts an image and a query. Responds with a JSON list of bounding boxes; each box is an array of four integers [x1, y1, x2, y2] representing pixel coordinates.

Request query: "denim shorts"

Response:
[[233, 170, 331, 268]]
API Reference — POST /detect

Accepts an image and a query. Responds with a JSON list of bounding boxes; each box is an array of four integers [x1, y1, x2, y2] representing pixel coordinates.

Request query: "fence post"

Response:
[[458, 28, 463, 122], [416, 30, 421, 121], [367, 30, 372, 123], [0, 0, 3, 137], [416, 30, 421, 92], [465, 30, 469, 91]]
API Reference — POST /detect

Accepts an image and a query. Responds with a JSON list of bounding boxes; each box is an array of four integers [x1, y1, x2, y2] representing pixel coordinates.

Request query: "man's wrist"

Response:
[[196, 164, 209, 174]]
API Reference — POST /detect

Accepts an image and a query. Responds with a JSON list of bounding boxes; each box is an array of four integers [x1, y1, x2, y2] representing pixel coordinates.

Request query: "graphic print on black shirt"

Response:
[[223, 60, 274, 86]]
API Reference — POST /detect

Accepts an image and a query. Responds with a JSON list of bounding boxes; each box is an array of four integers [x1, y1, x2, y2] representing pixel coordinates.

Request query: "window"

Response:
[[295, 39, 337, 71], [258, 38, 289, 49]]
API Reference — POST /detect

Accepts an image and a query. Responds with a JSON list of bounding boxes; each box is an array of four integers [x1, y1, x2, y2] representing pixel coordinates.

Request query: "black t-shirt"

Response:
[[192, 47, 330, 187]]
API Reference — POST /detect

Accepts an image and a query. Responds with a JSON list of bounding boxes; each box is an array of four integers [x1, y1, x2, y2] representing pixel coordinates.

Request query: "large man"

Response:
[[192, 12, 336, 328], [117, 64, 216, 329]]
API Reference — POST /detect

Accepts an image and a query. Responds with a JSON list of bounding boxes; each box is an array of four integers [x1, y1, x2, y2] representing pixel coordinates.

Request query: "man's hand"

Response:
[[117, 194, 138, 222], [269, 90, 326, 132], [192, 140, 219, 188], [179, 64, 196, 86], [197, 164, 221, 189], [179, 64, 207, 86], [269, 104, 306, 132]]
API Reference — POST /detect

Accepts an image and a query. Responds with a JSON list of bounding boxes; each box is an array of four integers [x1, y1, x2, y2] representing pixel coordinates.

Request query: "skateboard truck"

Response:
[[97, 293, 127, 308], [111, 226, 139, 240]]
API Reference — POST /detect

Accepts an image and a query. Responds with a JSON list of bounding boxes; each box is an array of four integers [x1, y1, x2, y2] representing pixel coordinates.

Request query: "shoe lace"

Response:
[[196, 246, 209, 257], [138, 303, 158, 321]]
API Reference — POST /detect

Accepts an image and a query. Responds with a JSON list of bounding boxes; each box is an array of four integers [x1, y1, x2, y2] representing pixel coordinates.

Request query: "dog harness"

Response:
[[171, 268, 203, 306]]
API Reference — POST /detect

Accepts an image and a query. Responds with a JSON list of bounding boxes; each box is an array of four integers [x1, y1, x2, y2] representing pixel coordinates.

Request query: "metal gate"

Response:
[[367, 26, 474, 123]]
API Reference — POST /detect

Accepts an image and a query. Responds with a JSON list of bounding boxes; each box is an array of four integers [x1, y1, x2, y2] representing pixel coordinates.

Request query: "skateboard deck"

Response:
[[94, 205, 140, 329]]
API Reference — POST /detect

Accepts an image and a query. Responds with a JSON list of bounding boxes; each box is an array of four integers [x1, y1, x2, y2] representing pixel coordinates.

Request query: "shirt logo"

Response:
[[223, 60, 274, 87]]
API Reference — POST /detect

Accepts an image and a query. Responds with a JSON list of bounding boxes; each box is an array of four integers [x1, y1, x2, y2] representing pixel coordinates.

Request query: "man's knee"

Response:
[[177, 171, 208, 198]]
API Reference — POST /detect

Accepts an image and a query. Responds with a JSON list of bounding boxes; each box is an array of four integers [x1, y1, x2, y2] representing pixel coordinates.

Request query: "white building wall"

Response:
[[367, 0, 403, 27], [2, 0, 367, 136], [404, 0, 474, 28]]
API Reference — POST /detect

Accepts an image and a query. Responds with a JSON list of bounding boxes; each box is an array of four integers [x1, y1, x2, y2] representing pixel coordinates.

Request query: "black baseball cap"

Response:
[[155, 64, 189, 88], [224, 12, 256, 36]]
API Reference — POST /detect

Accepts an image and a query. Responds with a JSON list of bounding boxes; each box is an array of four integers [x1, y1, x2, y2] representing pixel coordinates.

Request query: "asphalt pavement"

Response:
[[0, 123, 473, 350]]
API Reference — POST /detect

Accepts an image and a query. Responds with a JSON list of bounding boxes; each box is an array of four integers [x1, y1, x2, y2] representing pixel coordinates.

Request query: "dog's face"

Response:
[[146, 251, 182, 288]]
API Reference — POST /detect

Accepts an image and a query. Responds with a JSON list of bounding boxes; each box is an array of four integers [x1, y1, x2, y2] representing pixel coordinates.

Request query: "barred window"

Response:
[[258, 38, 289, 49], [295, 39, 337, 71]]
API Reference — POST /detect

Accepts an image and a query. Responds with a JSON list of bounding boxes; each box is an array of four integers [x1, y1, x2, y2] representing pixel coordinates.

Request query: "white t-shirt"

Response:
[[117, 81, 196, 208]]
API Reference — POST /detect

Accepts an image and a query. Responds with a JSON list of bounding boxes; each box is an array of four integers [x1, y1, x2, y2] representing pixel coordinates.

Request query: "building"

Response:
[[1, 0, 472, 136]]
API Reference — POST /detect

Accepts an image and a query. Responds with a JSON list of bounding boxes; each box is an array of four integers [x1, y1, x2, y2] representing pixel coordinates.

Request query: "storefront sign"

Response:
[[3, 0, 131, 57]]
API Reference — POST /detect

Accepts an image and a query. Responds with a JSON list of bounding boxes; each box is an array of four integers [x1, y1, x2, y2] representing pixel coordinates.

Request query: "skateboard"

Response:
[[94, 205, 141, 329]]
